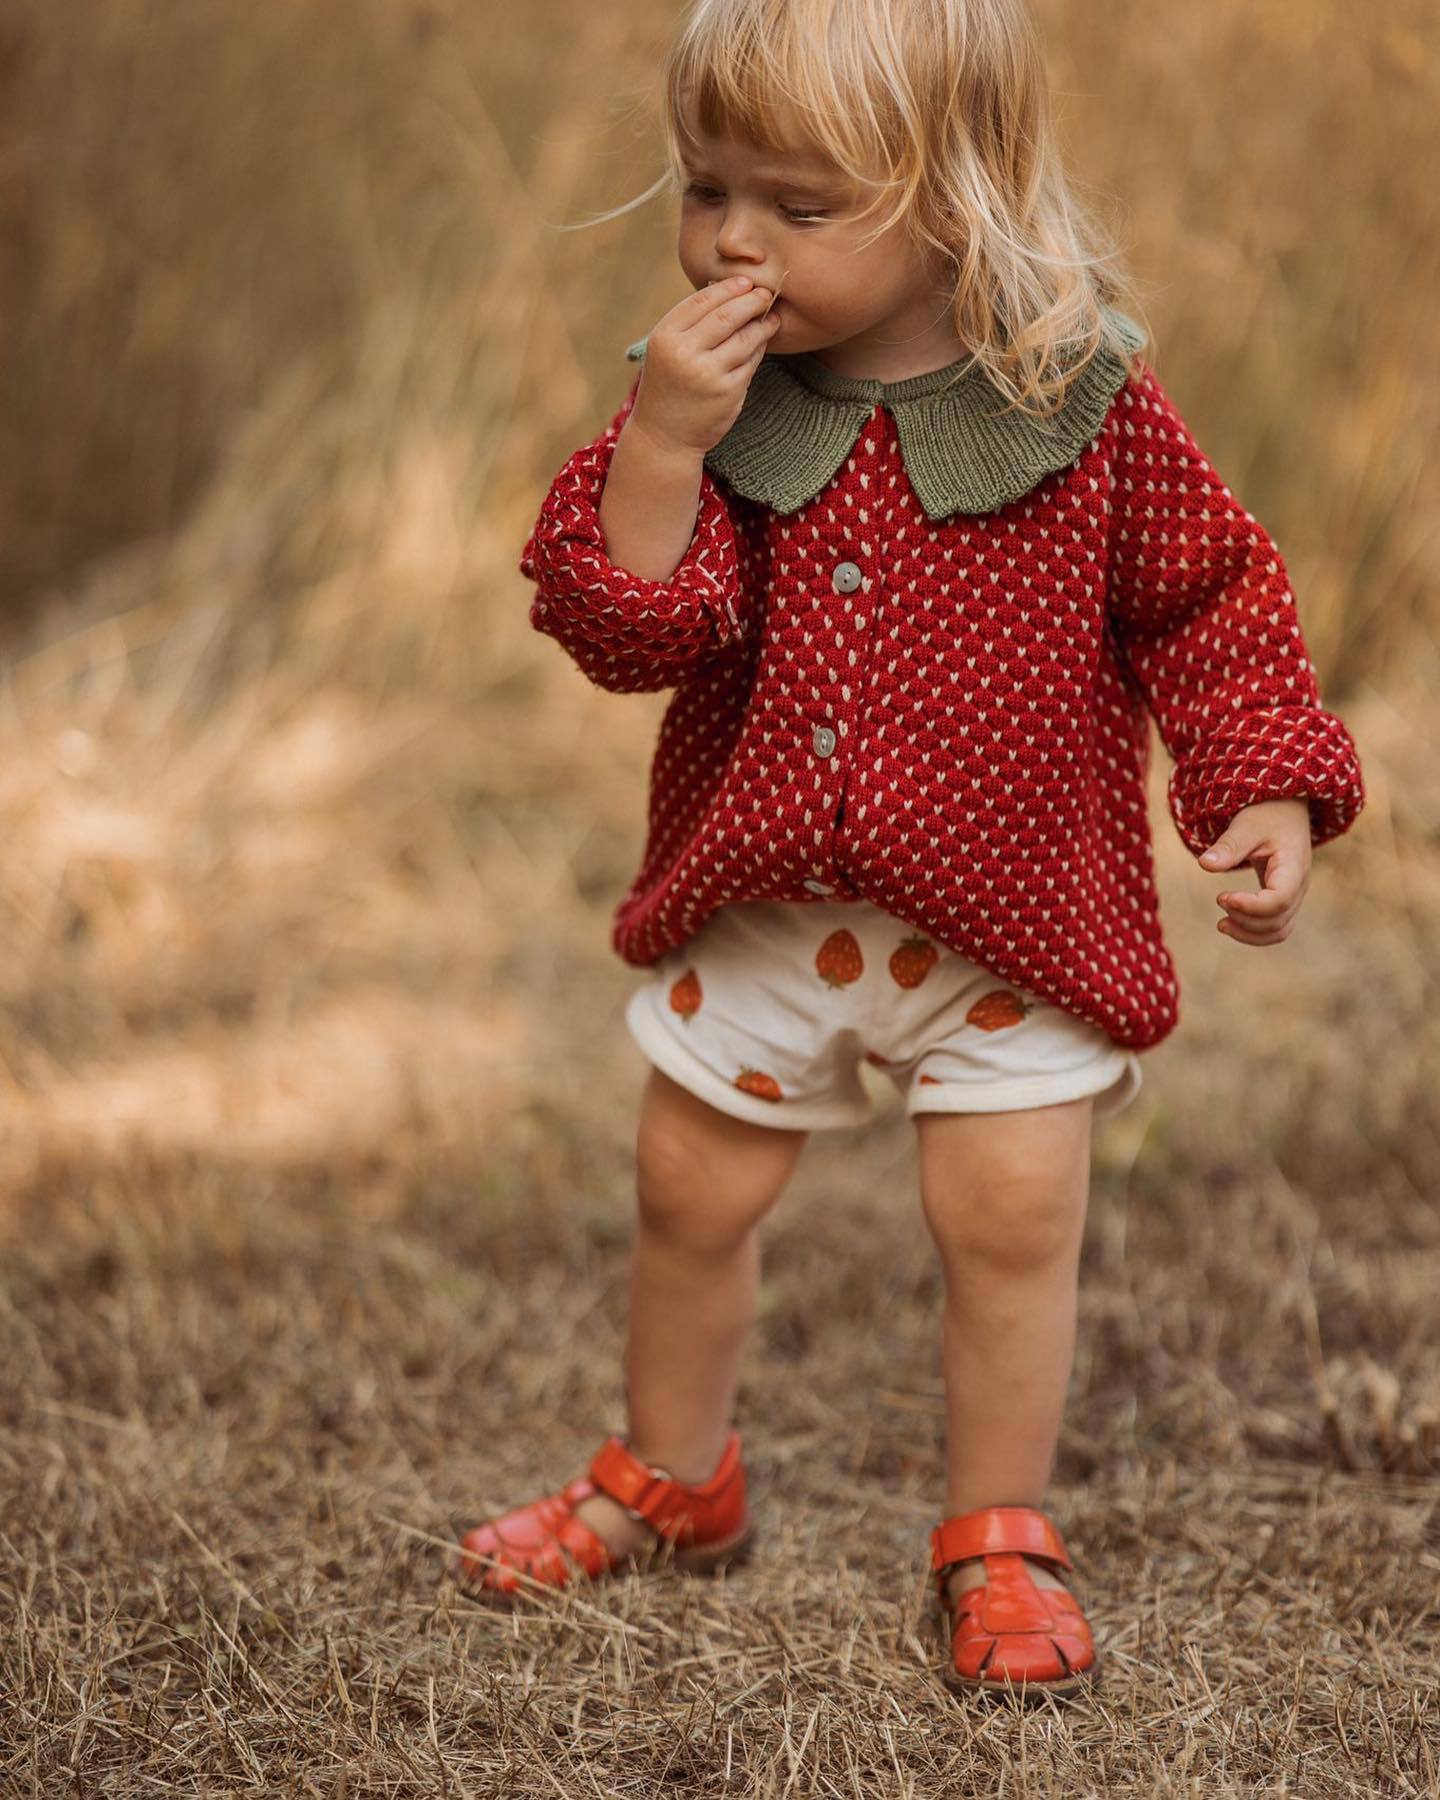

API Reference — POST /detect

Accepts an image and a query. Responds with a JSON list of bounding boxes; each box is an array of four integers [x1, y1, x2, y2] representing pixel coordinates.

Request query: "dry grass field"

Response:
[[1, 0, 1438, 1792]]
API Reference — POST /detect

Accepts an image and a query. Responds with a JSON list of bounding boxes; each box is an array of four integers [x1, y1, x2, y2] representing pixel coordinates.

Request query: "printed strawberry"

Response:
[[889, 933, 939, 989], [735, 1066, 783, 1102], [966, 989, 1034, 1032], [668, 967, 703, 1025], [815, 928, 864, 989], [917, 1073, 943, 1085], [863, 1049, 895, 1067]]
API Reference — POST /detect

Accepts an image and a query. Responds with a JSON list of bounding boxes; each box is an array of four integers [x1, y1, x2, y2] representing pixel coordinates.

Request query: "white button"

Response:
[[803, 878, 835, 895], [812, 724, 837, 757], [831, 561, 863, 595]]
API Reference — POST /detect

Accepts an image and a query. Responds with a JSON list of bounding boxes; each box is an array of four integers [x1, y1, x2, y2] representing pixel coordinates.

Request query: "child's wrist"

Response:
[[622, 407, 709, 469]]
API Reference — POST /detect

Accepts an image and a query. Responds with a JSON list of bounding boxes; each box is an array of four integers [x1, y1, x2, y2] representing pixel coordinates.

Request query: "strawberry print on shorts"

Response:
[[624, 898, 1143, 1132]]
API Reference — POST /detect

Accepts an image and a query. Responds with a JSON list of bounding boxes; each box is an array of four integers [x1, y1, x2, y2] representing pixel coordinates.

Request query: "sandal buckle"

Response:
[[624, 1463, 674, 1521]]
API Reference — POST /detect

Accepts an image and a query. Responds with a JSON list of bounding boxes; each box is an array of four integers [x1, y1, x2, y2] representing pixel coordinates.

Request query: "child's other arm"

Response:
[[1103, 363, 1366, 860], [518, 377, 749, 694]]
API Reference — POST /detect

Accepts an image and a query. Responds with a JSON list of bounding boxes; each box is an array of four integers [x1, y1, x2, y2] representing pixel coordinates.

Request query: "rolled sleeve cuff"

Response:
[[1167, 703, 1367, 856], [524, 441, 744, 652]]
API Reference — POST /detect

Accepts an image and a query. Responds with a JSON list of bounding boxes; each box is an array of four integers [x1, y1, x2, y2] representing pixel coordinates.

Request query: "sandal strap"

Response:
[[930, 1504, 1073, 1575], [586, 1430, 741, 1539]]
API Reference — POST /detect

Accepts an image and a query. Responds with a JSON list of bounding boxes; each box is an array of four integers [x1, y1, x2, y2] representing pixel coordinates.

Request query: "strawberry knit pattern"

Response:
[[519, 308, 1366, 1052]]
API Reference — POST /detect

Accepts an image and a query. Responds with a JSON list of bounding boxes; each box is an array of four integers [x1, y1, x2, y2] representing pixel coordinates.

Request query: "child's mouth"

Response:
[[759, 269, 789, 324]]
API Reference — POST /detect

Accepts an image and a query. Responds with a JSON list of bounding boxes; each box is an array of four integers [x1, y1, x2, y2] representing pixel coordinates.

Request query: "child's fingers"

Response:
[[685, 286, 777, 354], [1213, 845, 1306, 943], [1216, 870, 1304, 914], [712, 311, 783, 372], [678, 274, 757, 315], [1216, 886, 1287, 915], [1218, 913, 1295, 945], [658, 277, 758, 344], [1216, 877, 1300, 940], [689, 277, 765, 324], [1215, 848, 1306, 913]]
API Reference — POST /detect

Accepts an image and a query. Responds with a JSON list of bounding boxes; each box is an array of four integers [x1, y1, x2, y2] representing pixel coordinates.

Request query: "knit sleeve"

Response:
[[1103, 363, 1366, 856], [519, 374, 752, 695]]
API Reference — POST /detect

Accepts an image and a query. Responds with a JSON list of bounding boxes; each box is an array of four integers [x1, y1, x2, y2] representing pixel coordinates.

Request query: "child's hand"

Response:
[[1197, 798, 1312, 944], [628, 276, 783, 459]]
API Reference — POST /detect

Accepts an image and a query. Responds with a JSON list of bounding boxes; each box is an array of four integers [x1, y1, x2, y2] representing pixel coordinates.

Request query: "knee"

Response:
[[922, 1171, 1087, 1277], [634, 1119, 768, 1252]]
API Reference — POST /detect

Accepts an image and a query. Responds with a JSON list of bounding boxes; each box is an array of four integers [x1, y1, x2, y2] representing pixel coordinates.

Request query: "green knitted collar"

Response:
[[623, 305, 1146, 519]]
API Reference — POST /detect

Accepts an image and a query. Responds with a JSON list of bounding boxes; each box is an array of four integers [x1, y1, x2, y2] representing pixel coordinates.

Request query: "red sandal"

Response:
[[454, 1428, 755, 1598], [930, 1504, 1101, 1700]]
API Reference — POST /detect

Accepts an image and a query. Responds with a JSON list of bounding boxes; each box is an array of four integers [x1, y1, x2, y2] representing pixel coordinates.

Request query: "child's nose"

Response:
[[713, 206, 767, 264]]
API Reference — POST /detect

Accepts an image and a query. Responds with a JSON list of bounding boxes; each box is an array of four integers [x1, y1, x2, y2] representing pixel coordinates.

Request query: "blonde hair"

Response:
[[571, 0, 1150, 418]]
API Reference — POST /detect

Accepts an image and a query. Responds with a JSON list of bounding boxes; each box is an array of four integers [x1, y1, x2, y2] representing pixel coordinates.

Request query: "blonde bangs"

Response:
[[661, 1, 912, 240]]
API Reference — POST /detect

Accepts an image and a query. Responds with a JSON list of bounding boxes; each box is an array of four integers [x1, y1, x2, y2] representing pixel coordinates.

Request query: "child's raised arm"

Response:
[[1103, 363, 1366, 859], [518, 383, 749, 695], [519, 278, 780, 695]]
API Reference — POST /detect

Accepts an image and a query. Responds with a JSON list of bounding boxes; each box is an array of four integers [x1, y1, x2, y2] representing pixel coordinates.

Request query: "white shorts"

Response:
[[624, 898, 1142, 1132]]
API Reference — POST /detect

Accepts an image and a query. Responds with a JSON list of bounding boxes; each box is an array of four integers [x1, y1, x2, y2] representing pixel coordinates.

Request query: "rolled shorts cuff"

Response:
[[905, 1051, 1143, 1120], [623, 985, 870, 1131]]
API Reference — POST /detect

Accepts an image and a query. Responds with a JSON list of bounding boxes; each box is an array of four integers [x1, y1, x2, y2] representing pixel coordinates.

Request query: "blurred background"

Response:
[[1, 0, 1437, 1787]]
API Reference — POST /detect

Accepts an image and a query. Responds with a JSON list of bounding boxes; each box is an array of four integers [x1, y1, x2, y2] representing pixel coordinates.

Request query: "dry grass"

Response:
[[1, 0, 1437, 1791]]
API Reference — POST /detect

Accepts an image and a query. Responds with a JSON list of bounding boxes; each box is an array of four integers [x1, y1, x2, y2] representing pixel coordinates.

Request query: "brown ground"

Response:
[[1, 0, 1437, 1792]]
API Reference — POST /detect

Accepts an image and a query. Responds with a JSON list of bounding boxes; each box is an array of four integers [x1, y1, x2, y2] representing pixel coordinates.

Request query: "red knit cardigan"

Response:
[[519, 350, 1366, 1052]]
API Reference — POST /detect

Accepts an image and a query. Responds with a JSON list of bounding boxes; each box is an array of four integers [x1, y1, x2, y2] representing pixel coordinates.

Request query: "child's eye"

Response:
[[681, 182, 830, 225]]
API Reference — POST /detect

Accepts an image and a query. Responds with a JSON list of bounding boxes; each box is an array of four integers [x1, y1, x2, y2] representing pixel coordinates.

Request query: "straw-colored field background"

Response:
[[2, 0, 1438, 1790]]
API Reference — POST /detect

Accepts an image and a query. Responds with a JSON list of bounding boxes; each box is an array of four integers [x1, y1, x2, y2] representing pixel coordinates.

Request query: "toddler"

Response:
[[457, 0, 1366, 1703]]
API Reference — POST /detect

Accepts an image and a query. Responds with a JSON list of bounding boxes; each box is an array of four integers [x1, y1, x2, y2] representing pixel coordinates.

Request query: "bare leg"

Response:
[[574, 1067, 808, 1555], [914, 1097, 1094, 1606]]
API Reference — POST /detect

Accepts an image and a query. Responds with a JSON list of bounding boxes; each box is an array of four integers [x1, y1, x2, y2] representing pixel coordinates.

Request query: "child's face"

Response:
[[675, 119, 956, 367]]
